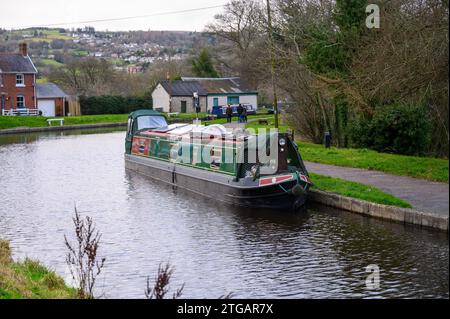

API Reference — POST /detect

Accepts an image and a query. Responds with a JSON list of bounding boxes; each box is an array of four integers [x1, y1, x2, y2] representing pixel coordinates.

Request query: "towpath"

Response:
[[305, 161, 449, 216]]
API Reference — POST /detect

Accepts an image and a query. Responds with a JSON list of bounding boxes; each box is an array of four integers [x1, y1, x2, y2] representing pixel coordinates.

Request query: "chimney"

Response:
[[19, 43, 28, 56]]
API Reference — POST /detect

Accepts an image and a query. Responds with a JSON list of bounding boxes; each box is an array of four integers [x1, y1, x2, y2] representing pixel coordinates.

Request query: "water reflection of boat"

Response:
[[124, 109, 310, 210]]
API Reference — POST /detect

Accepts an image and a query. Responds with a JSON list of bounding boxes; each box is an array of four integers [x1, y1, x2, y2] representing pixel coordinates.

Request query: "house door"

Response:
[[213, 98, 219, 107], [181, 101, 187, 113]]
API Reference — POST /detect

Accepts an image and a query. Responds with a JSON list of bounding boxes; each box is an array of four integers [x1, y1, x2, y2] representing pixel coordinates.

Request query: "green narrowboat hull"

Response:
[[125, 154, 308, 210]]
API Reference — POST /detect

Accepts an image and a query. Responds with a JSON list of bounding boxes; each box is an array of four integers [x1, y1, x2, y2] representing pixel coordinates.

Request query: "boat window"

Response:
[[127, 117, 133, 135], [137, 116, 167, 130]]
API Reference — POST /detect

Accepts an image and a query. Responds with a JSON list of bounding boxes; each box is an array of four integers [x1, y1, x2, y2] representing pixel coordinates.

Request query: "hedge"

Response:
[[80, 96, 152, 115], [349, 104, 432, 156]]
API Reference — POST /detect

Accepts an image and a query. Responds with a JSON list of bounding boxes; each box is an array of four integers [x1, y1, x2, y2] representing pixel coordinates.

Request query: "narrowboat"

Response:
[[124, 109, 310, 210]]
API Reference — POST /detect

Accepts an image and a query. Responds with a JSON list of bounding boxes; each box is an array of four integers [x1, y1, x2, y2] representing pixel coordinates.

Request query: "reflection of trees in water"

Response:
[[0, 127, 126, 147], [302, 205, 448, 298], [0, 134, 40, 145]]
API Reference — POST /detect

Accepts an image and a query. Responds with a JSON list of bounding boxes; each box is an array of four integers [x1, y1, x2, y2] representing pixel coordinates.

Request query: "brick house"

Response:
[[0, 43, 38, 115]]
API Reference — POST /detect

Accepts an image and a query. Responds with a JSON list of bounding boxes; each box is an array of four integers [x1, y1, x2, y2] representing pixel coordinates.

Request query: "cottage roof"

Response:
[[181, 77, 257, 95], [159, 80, 207, 97], [36, 83, 67, 98], [0, 53, 37, 73]]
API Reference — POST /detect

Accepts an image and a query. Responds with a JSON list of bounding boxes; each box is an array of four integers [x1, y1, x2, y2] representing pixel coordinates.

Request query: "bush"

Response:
[[350, 104, 432, 156], [80, 95, 152, 115]]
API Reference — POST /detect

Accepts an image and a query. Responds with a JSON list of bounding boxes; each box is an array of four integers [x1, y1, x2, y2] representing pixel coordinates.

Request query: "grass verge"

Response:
[[0, 114, 129, 130], [298, 142, 448, 183], [0, 240, 75, 299], [205, 114, 275, 125], [310, 173, 412, 208], [243, 119, 448, 183]]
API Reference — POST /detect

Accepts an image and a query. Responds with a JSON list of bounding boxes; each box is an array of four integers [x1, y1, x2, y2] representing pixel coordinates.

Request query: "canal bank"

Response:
[[309, 189, 448, 232], [0, 118, 200, 135], [0, 240, 75, 299], [0, 122, 127, 135]]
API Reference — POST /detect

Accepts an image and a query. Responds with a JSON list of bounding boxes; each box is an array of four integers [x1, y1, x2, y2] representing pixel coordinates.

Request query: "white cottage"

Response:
[[151, 77, 258, 113]]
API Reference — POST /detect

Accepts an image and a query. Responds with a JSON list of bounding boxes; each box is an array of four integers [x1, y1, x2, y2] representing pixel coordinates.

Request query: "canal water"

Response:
[[0, 129, 448, 299]]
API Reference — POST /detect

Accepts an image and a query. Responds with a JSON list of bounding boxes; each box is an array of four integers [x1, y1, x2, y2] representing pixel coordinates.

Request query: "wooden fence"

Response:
[[66, 96, 81, 116]]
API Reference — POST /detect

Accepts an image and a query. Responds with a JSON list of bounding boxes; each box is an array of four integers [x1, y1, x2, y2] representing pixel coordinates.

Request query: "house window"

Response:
[[16, 95, 24, 108], [0, 74, 3, 87], [227, 96, 239, 105], [16, 74, 24, 86]]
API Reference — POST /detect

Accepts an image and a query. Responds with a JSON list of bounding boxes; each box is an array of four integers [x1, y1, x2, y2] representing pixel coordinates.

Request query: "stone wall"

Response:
[[309, 189, 448, 231], [171, 96, 207, 113]]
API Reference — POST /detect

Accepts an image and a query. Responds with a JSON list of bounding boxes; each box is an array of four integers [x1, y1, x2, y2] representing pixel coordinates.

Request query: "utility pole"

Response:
[[167, 71, 172, 113], [266, 0, 279, 129]]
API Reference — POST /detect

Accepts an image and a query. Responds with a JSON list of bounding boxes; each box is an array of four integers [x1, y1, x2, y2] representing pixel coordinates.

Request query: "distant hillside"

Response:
[[0, 27, 214, 75]]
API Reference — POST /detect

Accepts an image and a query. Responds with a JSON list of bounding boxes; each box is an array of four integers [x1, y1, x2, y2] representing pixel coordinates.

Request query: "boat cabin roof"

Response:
[[129, 109, 165, 119]]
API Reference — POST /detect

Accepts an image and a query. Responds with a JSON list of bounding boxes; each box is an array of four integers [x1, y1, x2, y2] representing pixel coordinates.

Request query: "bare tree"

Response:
[[144, 262, 184, 299], [206, 0, 269, 86], [64, 207, 106, 299]]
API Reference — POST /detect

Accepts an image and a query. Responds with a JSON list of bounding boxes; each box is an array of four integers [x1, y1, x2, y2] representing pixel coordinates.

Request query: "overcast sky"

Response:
[[0, 0, 229, 31]]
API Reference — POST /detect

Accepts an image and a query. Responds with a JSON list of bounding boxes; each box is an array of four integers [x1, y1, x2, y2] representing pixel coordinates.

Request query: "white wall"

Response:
[[207, 94, 258, 109], [152, 83, 259, 113], [151, 84, 170, 112]]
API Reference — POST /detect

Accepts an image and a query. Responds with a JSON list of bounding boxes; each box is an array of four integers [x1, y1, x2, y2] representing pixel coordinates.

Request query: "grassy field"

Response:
[[0, 114, 129, 129], [298, 142, 449, 183], [36, 77, 49, 84], [72, 50, 89, 57], [38, 58, 63, 67], [310, 173, 412, 208], [29, 29, 72, 42], [0, 240, 75, 299]]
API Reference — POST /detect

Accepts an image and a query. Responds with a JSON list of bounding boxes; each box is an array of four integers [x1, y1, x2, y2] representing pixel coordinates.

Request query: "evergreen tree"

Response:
[[334, 0, 368, 31], [191, 48, 219, 78]]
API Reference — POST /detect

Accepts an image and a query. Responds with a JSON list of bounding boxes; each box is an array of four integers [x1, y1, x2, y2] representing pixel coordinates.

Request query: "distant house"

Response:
[[183, 77, 258, 112], [152, 80, 207, 113], [36, 83, 67, 116], [127, 65, 142, 74], [151, 77, 258, 113], [0, 43, 38, 115]]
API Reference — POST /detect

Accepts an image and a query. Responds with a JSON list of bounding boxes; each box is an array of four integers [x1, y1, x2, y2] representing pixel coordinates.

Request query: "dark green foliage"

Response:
[[80, 96, 152, 115], [302, 0, 367, 75], [334, 0, 368, 31], [333, 95, 349, 147], [191, 48, 219, 78], [302, 29, 350, 74], [350, 104, 432, 156]]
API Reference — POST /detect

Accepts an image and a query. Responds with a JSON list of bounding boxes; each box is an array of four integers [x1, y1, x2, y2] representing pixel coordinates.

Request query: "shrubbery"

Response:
[[349, 104, 432, 156], [80, 96, 152, 115]]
